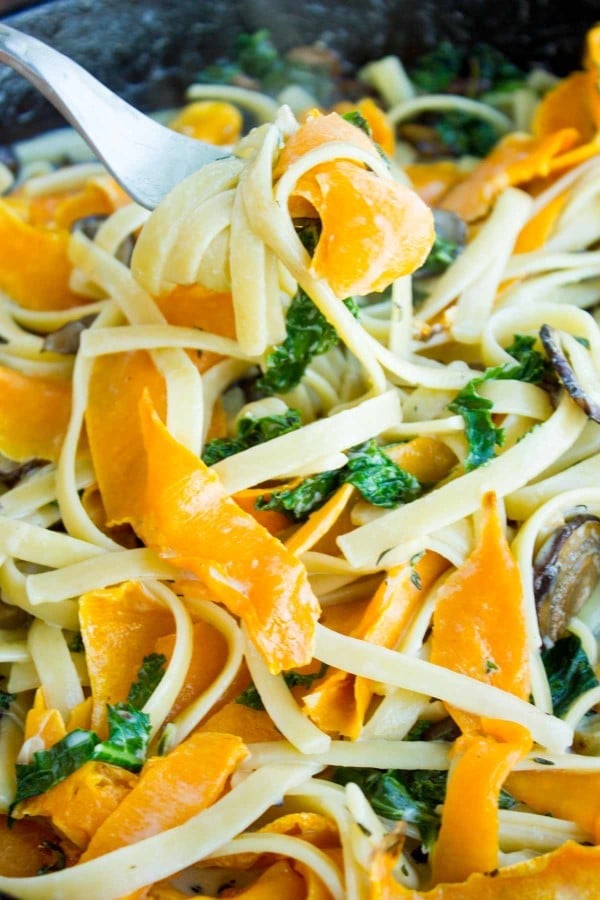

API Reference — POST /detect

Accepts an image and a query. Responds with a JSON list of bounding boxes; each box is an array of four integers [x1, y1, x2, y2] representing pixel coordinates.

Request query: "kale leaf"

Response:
[[235, 683, 265, 711], [333, 768, 447, 851], [345, 441, 422, 508], [235, 663, 329, 711], [256, 470, 342, 521], [341, 110, 372, 137], [92, 703, 151, 771], [257, 289, 358, 396], [202, 409, 302, 465], [127, 653, 167, 710], [13, 730, 100, 807], [409, 42, 525, 97], [448, 334, 552, 470], [417, 234, 463, 279], [0, 688, 15, 710], [257, 440, 422, 521], [408, 43, 525, 157], [448, 381, 504, 471], [434, 111, 499, 157], [13, 701, 152, 808], [541, 633, 599, 718], [66, 632, 84, 653]]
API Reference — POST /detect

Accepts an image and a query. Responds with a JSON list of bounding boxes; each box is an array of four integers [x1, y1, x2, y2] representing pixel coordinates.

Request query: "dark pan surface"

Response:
[[1, 0, 599, 141]]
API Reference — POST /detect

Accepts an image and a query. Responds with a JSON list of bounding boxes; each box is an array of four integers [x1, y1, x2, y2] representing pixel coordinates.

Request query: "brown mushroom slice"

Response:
[[71, 215, 135, 267], [42, 313, 97, 355], [0, 454, 46, 489], [533, 514, 600, 642], [540, 324, 600, 423]]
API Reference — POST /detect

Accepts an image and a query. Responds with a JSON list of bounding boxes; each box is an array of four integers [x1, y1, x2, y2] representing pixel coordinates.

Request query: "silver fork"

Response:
[[0, 23, 232, 209]]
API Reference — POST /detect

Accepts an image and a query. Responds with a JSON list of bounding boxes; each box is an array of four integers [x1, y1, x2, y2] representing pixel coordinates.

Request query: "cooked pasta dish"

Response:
[[0, 24, 600, 899]]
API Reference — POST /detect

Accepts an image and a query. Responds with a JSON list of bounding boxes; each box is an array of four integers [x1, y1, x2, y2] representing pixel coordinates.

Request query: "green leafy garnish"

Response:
[[407, 43, 525, 157], [334, 767, 446, 850], [345, 441, 421, 508], [417, 234, 463, 278], [341, 110, 372, 136], [257, 440, 422, 521], [202, 410, 302, 465], [448, 334, 553, 470], [257, 289, 358, 396], [257, 470, 341, 522], [13, 730, 100, 807], [433, 112, 500, 157], [92, 703, 151, 771], [282, 662, 328, 689], [13, 701, 152, 808], [410, 42, 525, 97], [236, 664, 329, 711], [235, 682, 265, 711], [541, 633, 599, 718], [126, 653, 167, 709], [66, 632, 84, 653], [0, 688, 16, 710]]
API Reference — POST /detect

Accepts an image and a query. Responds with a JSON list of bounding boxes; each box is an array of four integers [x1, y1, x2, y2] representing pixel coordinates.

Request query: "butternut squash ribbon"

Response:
[[429, 490, 531, 737], [370, 840, 600, 899], [303, 551, 449, 738], [275, 111, 435, 297], [127, 391, 320, 674], [0, 364, 72, 464]]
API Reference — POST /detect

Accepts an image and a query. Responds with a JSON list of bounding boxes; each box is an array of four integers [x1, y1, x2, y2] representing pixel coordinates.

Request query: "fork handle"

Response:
[[0, 24, 228, 207]]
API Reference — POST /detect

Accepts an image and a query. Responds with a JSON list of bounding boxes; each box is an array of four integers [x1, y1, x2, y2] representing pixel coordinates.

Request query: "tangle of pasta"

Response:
[[1, 23, 600, 900]]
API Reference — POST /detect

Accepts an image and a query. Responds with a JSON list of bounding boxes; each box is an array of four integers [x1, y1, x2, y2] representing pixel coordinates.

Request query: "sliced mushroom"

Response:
[[71, 215, 135, 267], [533, 514, 600, 641], [42, 313, 98, 355], [539, 324, 600, 422], [0, 455, 46, 489]]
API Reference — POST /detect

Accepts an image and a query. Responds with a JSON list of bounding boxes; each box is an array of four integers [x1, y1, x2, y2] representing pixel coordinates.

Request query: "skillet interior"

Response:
[[0, 0, 598, 141]]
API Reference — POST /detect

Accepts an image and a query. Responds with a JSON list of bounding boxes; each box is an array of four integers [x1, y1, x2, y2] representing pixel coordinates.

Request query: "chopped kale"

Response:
[[127, 653, 167, 710], [498, 788, 518, 809], [202, 409, 302, 465], [256, 469, 342, 521], [435, 111, 499, 157], [196, 30, 337, 105], [92, 703, 151, 772], [257, 289, 358, 396], [541, 633, 599, 718], [333, 767, 447, 850], [235, 30, 284, 82], [282, 662, 328, 689], [409, 42, 525, 97], [235, 683, 265, 711], [257, 440, 422, 521], [66, 632, 84, 653], [417, 234, 463, 279], [13, 730, 100, 807], [448, 381, 504, 470], [341, 109, 372, 137], [345, 441, 422, 508], [407, 43, 525, 157], [448, 334, 553, 470], [13, 701, 152, 809], [235, 664, 329, 710], [409, 42, 464, 93], [0, 688, 16, 710]]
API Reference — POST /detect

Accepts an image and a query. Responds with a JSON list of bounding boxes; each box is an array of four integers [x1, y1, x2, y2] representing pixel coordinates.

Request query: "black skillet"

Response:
[[1, 0, 599, 142], [0, 1, 598, 897]]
